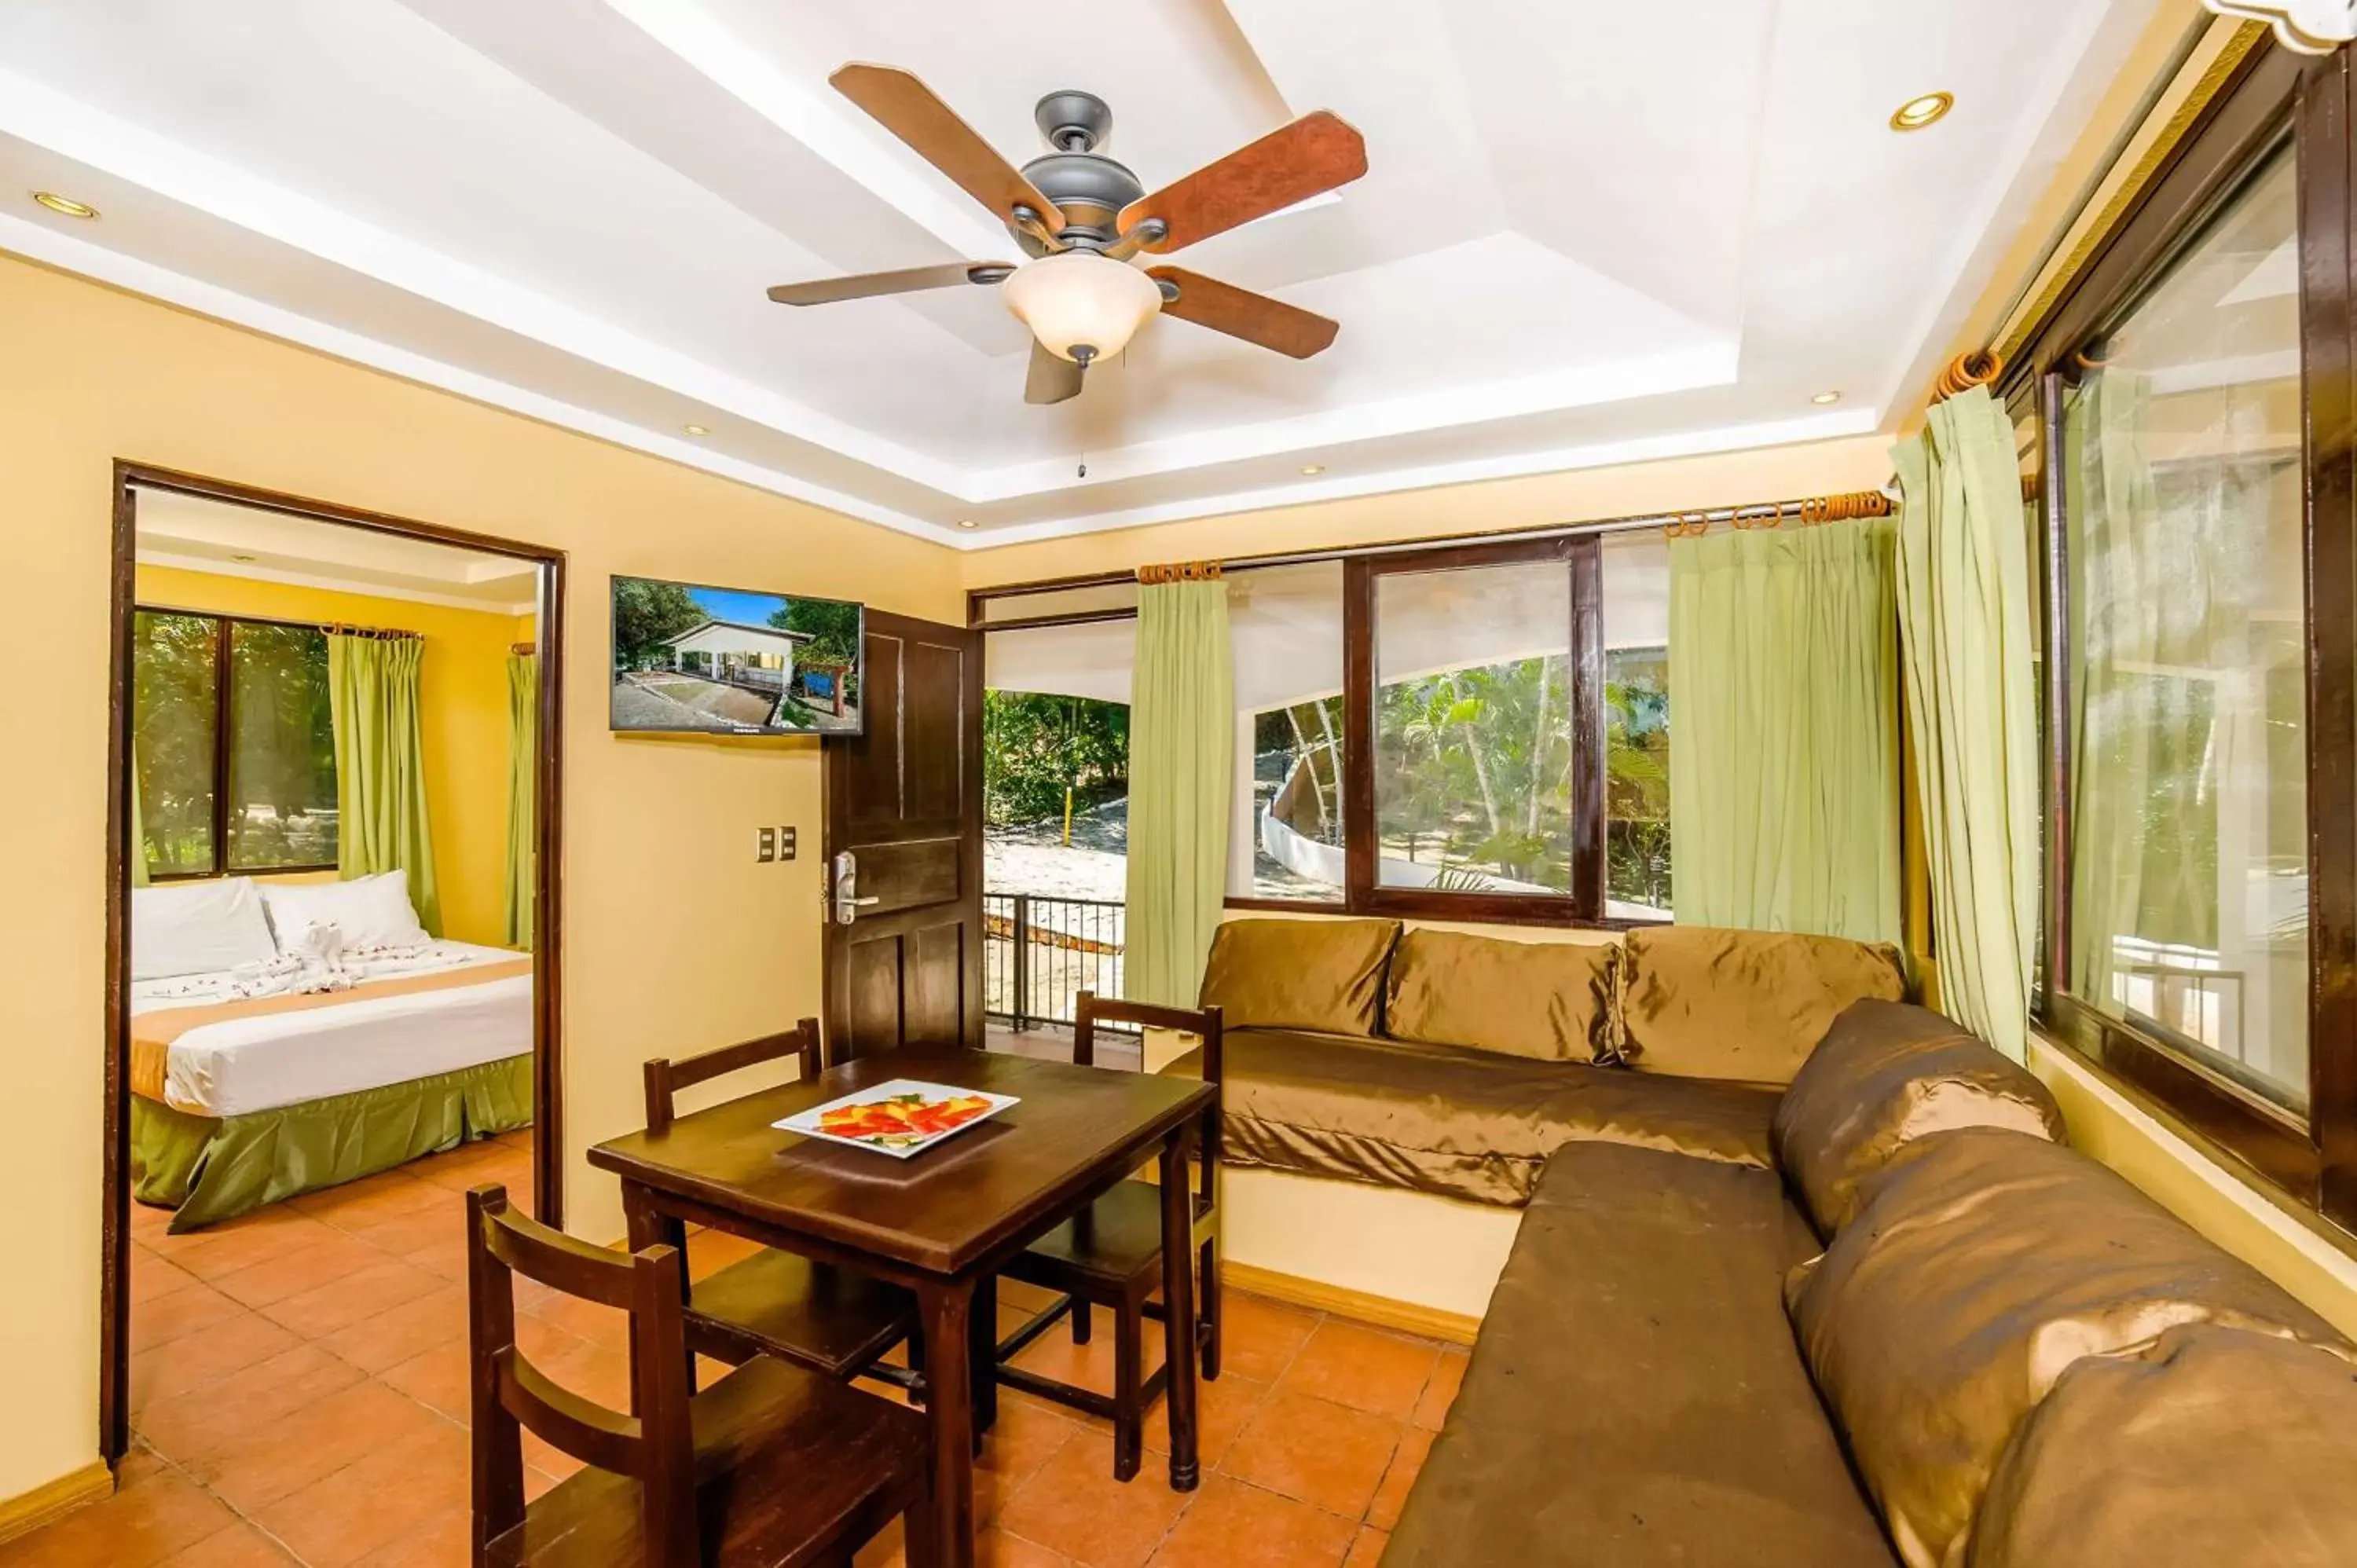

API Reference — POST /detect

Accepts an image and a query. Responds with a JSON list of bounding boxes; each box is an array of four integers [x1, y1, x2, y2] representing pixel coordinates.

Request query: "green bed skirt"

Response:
[[133, 1054, 533, 1232]]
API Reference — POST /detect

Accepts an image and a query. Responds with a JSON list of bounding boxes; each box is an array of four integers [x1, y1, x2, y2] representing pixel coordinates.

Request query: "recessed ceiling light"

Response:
[[32, 190, 98, 219], [1299, 463, 1326, 476], [229, 553, 257, 562], [1812, 390, 1842, 405], [1890, 93, 1954, 133], [955, 518, 978, 529], [681, 423, 710, 437]]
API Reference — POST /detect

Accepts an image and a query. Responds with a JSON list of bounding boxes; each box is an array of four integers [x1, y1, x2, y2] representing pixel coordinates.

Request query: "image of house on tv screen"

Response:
[[610, 576, 863, 735]]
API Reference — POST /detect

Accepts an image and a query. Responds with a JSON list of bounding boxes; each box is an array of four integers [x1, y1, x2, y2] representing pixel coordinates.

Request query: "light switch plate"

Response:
[[757, 826, 776, 863], [780, 826, 797, 861]]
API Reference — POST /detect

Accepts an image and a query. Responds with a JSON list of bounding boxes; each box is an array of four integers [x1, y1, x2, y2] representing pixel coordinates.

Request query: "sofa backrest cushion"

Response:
[[1772, 1000, 2066, 1236], [1382, 929, 1619, 1064], [1199, 917, 1401, 1035], [1618, 926, 1906, 1084], [1787, 1127, 2351, 1568], [1967, 1324, 2357, 1568]]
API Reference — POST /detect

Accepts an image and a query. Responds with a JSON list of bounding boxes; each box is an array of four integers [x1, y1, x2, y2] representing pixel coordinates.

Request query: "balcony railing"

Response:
[[983, 892, 1125, 1031]]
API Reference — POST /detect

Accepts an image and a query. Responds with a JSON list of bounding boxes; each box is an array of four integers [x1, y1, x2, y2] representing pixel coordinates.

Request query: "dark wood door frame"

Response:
[[102, 461, 568, 1464]]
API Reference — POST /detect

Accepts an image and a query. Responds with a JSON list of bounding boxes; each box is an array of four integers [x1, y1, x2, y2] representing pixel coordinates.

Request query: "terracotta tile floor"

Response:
[[3, 1134, 1464, 1568]]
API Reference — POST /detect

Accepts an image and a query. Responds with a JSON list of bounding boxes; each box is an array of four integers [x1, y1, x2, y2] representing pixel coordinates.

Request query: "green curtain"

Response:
[[1124, 578, 1233, 1006], [1892, 385, 2040, 1059], [327, 633, 441, 935], [503, 650, 537, 950], [1667, 516, 1901, 943]]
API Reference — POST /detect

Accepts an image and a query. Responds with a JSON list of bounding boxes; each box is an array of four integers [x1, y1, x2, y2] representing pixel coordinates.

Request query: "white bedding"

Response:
[[132, 941, 532, 1118]]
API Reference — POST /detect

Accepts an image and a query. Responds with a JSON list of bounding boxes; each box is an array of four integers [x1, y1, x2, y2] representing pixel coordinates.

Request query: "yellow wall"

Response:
[[133, 565, 527, 948], [0, 253, 963, 1506], [2033, 1039, 2357, 1340], [962, 433, 1897, 589]]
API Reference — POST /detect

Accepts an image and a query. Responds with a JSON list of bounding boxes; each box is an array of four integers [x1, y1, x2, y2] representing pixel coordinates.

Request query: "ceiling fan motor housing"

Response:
[[1019, 90, 1140, 250]]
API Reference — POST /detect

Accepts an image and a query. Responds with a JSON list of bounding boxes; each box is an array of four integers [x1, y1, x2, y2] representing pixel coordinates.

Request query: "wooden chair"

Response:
[[995, 992, 1223, 1482], [464, 1183, 932, 1568], [639, 1020, 920, 1390]]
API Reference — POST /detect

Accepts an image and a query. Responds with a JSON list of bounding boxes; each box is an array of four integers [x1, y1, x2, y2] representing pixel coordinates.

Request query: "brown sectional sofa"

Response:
[[1187, 918, 1902, 1207], [1185, 919, 2357, 1568]]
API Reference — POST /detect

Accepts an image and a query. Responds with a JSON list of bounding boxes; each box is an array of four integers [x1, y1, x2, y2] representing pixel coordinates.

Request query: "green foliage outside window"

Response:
[[134, 610, 338, 877], [1376, 656, 1574, 890], [1605, 648, 1672, 913], [984, 691, 1129, 826]]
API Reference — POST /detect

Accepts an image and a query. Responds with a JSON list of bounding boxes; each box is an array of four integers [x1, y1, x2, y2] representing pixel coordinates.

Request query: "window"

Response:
[[133, 613, 219, 877], [1342, 535, 1651, 925], [973, 527, 1680, 932], [134, 610, 339, 878], [2026, 37, 2357, 1229], [1602, 533, 1672, 918], [1233, 564, 1346, 903], [1373, 557, 1574, 896]]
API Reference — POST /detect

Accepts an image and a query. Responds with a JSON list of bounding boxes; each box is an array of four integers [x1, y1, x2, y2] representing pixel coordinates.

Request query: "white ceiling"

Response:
[[136, 488, 543, 614], [0, 0, 2165, 546]]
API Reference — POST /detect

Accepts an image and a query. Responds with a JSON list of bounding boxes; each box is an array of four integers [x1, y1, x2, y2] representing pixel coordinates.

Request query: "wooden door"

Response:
[[823, 607, 984, 1059]]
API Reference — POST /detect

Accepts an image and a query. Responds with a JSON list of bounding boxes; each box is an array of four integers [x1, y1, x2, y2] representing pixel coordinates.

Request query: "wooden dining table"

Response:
[[588, 1046, 1216, 1568]]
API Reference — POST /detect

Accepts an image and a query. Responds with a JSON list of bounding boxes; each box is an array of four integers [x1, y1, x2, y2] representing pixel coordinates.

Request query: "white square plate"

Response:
[[775, 1079, 1020, 1159]]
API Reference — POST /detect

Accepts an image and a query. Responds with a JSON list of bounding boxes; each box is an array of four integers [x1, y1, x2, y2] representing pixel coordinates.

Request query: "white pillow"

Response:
[[258, 870, 431, 951], [131, 878, 280, 980]]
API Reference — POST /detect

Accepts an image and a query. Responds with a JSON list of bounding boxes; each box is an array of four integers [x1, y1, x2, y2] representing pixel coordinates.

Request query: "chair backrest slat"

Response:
[[479, 1196, 643, 1310], [499, 1350, 644, 1473], [1073, 991, 1224, 1086], [643, 1017, 822, 1134]]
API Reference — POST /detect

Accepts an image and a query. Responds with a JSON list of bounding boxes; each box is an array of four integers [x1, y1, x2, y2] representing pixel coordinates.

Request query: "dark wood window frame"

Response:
[[133, 604, 346, 881], [2012, 35, 2357, 1234], [1336, 535, 1618, 926]]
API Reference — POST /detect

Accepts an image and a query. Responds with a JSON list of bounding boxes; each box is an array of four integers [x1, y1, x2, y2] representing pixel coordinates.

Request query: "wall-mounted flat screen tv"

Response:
[[610, 575, 864, 736]]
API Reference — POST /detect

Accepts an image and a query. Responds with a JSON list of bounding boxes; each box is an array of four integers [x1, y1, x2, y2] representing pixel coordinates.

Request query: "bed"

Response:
[[127, 874, 535, 1230]]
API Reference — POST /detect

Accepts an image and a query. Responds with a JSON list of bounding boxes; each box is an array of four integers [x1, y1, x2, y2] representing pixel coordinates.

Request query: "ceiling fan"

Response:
[[767, 64, 1369, 405]]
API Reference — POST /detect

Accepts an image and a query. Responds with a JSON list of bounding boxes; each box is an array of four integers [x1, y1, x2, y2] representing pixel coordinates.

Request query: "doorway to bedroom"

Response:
[[100, 465, 565, 1491]]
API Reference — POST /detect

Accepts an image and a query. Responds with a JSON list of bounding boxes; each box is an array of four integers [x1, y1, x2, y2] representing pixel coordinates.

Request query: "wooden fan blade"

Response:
[[1147, 267, 1338, 359], [1025, 342, 1085, 405], [1122, 111, 1366, 253], [831, 64, 1064, 230], [767, 262, 1013, 306]]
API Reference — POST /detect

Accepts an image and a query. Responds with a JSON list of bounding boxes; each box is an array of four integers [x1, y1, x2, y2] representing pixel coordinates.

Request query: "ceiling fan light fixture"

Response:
[[1000, 251, 1163, 364]]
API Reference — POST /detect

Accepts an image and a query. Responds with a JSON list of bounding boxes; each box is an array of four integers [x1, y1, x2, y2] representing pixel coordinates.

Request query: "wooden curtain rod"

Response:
[[1137, 561, 1224, 584], [1662, 489, 1894, 539], [321, 622, 422, 642]]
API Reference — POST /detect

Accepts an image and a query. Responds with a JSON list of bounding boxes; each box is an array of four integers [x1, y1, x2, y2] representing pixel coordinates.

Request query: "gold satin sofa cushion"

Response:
[[1160, 1027, 1780, 1207], [1787, 1127, 2352, 1568], [1382, 929, 1619, 1064], [1970, 1324, 2357, 1568], [1198, 917, 1400, 1036], [1619, 926, 1905, 1084], [1772, 1000, 2066, 1236]]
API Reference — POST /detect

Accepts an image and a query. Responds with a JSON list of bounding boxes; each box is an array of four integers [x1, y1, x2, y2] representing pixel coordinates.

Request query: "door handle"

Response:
[[831, 851, 882, 925]]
